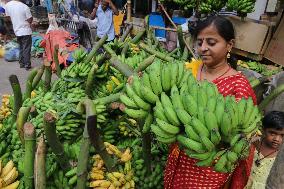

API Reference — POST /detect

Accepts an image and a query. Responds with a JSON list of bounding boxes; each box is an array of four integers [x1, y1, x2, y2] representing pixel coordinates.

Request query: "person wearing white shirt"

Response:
[[5, 0, 33, 70], [90, 0, 118, 42]]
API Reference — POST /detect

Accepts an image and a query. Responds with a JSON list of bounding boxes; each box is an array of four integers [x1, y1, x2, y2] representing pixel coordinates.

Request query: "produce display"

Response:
[[238, 60, 283, 77], [0, 15, 282, 188], [160, 0, 257, 16]]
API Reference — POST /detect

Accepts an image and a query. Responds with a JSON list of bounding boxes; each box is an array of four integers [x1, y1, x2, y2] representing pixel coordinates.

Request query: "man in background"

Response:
[[90, 0, 118, 42], [5, 0, 33, 70]]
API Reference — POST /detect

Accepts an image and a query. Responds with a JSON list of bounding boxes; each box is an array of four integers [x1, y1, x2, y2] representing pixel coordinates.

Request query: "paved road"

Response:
[[0, 58, 43, 96]]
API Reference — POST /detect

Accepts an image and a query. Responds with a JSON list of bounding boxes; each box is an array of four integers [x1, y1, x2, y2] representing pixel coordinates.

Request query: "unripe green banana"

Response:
[[170, 63, 179, 87], [161, 64, 172, 92], [220, 111, 232, 137], [124, 108, 148, 119], [151, 124, 175, 139], [156, 118, 180, 135], [187, 150, 213, 161], [232, 139, 248, 154], [204, 110, 218, 130], [206, 98, 217, 113], [177, 135, 206, 153], [214, 153, 228, 173], [120, 94, 139, 109], [185, 124, 201, 142], [154, 100, 169, 122], [227, 150, 239, 163], [164, 106, 180, 126], [191, 117, 210, 137], [171, 85, 184, 110], [200, 135, 215, 151], [140, 85, 159, 104], [142, 113, 154, 133], [182, 94, 198, 117], [176, 108, 191, 125], [195, 150, 217, 167], [210, 129, 221, 146], [149, 61, 163, 95]]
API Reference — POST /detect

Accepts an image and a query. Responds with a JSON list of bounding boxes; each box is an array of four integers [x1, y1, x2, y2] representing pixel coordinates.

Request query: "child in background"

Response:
[[245, 111, 284, 189]]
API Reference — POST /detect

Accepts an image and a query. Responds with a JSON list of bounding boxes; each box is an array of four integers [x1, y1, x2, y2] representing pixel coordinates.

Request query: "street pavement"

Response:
[[0, 57, 43, 96]]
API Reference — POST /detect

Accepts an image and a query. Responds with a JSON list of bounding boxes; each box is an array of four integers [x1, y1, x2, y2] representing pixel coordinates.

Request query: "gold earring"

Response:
[[227, 51, 231, 59]]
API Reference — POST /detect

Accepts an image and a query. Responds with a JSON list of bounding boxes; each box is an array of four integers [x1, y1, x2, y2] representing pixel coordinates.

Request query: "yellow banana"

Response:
[[99, 180, 111, 187], [90, 172, 104, 180], [1, 180, 20, 189], [2, 167, 18, 186], [89, 180, 107, 187], [112, 172, 124, 179], [0, 161, 14, 178], [120, 148, 132, 162], [111, 76, 121, 86]]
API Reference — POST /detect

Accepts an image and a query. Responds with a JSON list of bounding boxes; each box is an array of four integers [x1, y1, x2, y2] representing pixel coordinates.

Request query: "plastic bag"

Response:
[[4, 48, 20, 62]]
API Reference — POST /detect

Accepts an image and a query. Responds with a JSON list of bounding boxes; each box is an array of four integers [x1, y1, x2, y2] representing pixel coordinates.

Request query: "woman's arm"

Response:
[[90, 1, 99, 19], [108, 0, 119, 16]]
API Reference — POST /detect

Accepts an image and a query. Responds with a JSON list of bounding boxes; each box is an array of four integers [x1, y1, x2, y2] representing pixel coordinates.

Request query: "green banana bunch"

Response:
[[65, 166, 78, 187], [53, 170, 72, 189], [56, 113, 84, 141], [132, 146, 165, 189], [72, 48, 87, 63], [46, 152, 58, 178], [227, 0, 256, 15]]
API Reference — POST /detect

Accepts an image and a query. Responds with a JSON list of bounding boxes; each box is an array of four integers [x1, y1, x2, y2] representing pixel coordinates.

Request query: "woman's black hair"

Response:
[[193, 16, 237, 68], [262, 111, 284, 130], [193, 16, 235, 42]]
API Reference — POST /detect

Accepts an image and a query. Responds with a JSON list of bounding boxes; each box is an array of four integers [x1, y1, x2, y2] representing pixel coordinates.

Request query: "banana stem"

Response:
[[93, 93, 122, 105], [85, 64, 99, 98], [44, 63, 52, 93], [24, 69, 37, 100], [259, 84, 284, 111], [76, 99, 116, 188], [168, 48, 180, 57], [110, 57, 134, 77], [120, 24, 133, 42], [139, 42, 174, 62], [84, 35, 108, 64], [138, 119, 152, 174], [43, 112, 70, 171], [24, 122, 36, 189], [17, 106, 31, 145], [32, 65, 45, 89], [103, 44, 117, 57], [34, 136, 46, 189], [9, 75, 23, 123], [53, 45, 62, 77], [135, 55, 156, 73]]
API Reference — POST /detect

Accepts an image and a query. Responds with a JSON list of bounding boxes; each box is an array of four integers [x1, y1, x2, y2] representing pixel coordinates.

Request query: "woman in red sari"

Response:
[[164, 16, 257, 189]]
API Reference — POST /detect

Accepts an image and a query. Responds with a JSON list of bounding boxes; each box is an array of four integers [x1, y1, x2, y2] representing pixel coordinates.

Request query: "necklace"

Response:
[[201, 64, 231, 81], [255, 140, 279, 167]]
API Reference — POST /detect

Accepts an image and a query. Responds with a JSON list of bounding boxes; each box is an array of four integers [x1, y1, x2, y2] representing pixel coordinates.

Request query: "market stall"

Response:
[[0, 0, 284, 188]]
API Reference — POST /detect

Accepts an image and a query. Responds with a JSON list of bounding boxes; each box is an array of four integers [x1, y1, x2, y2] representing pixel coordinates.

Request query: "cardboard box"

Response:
[[265, 16, 284, 66], [228, 17, 270, 55]]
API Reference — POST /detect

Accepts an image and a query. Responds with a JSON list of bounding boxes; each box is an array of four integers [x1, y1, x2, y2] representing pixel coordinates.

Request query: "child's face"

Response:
[[263, 128, 284, 150]]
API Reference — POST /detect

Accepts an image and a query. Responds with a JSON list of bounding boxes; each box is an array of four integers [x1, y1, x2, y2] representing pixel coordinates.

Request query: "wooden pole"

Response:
[[127, 0, 131, 22], [158, 0, 197, 59]]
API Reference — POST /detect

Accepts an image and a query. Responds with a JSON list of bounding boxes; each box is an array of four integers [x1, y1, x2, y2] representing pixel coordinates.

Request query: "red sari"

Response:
[[164, 72, 257, 189]]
